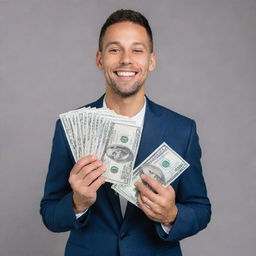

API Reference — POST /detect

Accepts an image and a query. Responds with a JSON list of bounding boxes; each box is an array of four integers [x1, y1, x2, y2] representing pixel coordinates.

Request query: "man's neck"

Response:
[[105, 88, 145, 117]]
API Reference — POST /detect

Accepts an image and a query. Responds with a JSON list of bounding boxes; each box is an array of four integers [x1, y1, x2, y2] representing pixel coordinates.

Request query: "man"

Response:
[[40, 9, 211, 256]]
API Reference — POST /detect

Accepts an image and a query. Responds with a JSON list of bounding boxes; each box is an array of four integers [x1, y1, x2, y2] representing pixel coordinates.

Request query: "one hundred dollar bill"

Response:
[[102, 122, 141, 185], [60, 113, 78, 161], [112, 142, 190, 206]]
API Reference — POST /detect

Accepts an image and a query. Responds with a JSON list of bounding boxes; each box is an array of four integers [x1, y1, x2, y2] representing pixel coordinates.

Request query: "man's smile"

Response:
[[116, 71, 136, 76], [114, 70, 138, 80]]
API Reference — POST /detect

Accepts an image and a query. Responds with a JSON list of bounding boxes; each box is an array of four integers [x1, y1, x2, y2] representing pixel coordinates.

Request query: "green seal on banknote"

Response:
[[162, 160, 170, 168], [120, 136, 128, 143], [110, 166, 119, 173]]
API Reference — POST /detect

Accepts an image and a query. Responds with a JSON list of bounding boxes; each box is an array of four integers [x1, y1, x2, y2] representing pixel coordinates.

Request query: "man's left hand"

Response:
[[136, 174, 178, 226]]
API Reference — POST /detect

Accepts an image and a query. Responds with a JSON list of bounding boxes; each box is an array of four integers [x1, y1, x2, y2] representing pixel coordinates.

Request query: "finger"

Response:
[[83, 166, 106, 186], [71, 155, 97, 175], [77, 160, 103, 180], [137, 193, 158, 220], [167, 184, 175, 194], [137, 193, 150, 210], [157, 185, 176, 205], [136, 181, 159, 203], [140, 193, 160, 214], [140, 174, 165, 195], [89, 175, 106, 191]]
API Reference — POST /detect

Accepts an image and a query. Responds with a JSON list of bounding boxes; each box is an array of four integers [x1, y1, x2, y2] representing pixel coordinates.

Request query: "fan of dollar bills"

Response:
[[60, 107, 141, 185], [60, 107, 190, 204]]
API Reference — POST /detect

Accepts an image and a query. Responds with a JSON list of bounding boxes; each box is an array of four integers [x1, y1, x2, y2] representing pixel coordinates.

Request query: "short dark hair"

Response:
[[99, 9, 153, 52]]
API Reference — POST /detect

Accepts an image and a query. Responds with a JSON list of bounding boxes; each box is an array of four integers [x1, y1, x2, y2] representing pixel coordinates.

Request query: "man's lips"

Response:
[[114, 71, 138, 77]]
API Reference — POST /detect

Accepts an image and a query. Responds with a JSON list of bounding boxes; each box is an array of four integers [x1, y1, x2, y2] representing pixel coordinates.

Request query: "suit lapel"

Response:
[[124, 97, 166, 221], [134, 97, 165, 168]]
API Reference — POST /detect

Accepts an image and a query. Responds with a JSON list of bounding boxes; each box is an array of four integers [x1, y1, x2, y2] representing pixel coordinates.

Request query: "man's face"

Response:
[[96, 22, 156, 97]]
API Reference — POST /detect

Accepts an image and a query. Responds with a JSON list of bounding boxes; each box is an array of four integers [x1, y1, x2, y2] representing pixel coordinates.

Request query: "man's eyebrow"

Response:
[[105, 41, 121, 48], [132, 42, 147, 49], [104, 41, 148, 49]]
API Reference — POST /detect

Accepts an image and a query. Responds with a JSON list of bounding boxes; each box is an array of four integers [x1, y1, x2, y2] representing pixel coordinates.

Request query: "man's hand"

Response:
[[69, 155, 106, 213], [136, 174, 178, 226]]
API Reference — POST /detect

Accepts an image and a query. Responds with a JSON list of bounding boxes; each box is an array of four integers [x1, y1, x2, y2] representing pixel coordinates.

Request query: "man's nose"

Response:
[[119, 51, 132, 65]]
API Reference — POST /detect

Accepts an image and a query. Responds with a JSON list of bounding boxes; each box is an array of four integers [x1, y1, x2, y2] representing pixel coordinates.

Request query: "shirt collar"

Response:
[[103, 96, 146, 128]]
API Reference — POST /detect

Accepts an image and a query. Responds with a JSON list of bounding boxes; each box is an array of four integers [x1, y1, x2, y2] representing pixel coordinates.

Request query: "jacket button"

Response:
[[120, 232, 128, 239]]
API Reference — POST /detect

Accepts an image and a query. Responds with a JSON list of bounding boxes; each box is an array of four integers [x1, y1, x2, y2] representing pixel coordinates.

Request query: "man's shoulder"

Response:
[[147, 98, 195, 125], [81, 95, 104, 109]]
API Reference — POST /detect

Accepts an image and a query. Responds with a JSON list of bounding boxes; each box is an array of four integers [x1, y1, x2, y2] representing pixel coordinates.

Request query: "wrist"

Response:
[[74, 205, 87, 214], [163, 205, 178, 226], [72, 194, 89, 213]]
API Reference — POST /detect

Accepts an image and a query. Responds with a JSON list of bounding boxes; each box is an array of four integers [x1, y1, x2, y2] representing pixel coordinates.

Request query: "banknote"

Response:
[[112, 142, 190, 206], [59, 107, 141, 185], [102, 122, 141, 185], [59, 113, 77, 160]]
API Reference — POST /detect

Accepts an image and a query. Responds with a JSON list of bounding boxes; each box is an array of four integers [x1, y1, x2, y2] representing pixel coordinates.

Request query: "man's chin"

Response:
[[110, 84, 142, 98], [115, 90, 139, 98]]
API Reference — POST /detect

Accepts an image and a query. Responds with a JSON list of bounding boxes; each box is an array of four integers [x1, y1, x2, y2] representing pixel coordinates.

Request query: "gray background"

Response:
[[0, 0, 255, 255]]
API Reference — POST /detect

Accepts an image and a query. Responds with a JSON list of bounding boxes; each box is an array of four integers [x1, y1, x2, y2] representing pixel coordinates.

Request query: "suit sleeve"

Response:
[[156, 120, 211, 241], [40, 120, 91, 232]]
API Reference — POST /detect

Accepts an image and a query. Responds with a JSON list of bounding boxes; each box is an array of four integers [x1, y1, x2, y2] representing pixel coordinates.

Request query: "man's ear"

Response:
[[96, 50, 103, 70], [149, 52, 156, 72]]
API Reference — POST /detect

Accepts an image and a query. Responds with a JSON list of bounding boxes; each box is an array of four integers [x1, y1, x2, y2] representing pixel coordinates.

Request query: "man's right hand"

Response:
[[69, 155, 106, 213]]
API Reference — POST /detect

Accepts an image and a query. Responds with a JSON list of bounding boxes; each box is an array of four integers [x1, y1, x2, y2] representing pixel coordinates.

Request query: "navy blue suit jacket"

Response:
[[40, 95, 211, 256]]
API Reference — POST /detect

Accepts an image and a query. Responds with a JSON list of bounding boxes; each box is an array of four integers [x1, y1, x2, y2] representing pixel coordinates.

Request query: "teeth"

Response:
[[116, 71, 136, 77]]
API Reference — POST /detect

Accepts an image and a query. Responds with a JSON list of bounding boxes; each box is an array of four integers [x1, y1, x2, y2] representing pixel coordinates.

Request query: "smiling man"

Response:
[[40, 9, 211, 256], [97, 21, 155, 100]]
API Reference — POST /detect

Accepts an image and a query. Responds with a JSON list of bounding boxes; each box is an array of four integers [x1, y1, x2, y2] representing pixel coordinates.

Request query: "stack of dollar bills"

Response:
[[60, 107, 141, 185], [60, 107, 190, 206]]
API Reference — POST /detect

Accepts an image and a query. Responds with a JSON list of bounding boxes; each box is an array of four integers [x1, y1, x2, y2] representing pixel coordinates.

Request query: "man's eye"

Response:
[[133, 49, 143, 53], [109, 48, 120, 53]]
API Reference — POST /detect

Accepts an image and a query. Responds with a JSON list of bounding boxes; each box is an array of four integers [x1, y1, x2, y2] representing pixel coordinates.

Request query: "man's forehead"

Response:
[[103, 22, 149, 40], [106, 21, 146, 31]]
